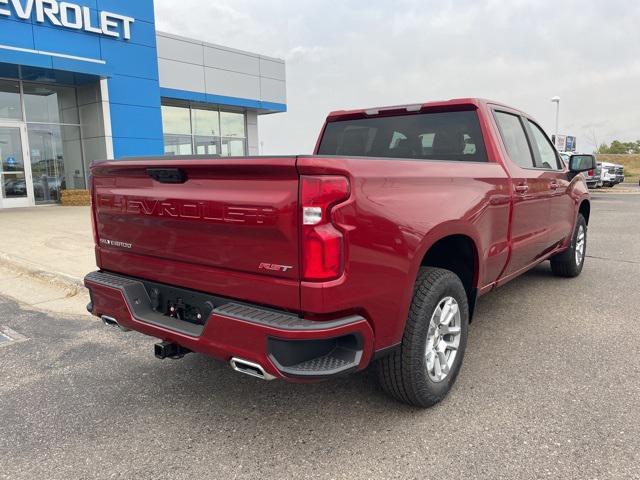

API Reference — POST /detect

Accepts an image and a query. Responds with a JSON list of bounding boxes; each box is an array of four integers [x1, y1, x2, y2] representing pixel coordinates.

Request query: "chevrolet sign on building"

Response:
[[0, 0, 135, 39], [0, 0, 287, 209]]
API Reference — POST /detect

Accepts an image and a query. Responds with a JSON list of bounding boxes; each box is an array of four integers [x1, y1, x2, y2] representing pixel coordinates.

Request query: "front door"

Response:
[[0, 122, 34, 208], [524, 119, 575, 249]]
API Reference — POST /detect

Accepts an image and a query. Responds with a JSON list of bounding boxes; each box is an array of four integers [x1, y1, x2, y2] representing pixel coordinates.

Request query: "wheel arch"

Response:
[[401, 219, 482, 324], [418, 233, 480, 320], [578, 199, 591, 225]]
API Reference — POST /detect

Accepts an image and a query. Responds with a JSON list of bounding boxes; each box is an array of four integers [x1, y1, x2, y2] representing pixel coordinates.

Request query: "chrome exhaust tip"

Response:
[[230, 357, 275, 381], [101, 315, 130, 332]]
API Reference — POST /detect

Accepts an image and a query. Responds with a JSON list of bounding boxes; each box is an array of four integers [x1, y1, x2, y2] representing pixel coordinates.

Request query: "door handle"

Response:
[[514, 184, 529, 194], [549, 182, 559, 190]]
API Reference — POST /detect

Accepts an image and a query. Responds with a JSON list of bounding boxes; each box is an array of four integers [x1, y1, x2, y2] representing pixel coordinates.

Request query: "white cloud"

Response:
[[154, 0, 640, 153]]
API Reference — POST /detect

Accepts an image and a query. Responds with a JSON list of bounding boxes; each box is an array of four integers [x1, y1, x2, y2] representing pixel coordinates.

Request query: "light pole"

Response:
[[551, 96, 560, 139]]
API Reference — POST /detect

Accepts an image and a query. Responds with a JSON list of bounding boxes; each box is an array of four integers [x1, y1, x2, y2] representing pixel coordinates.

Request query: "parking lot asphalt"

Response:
[[1, 193, 639, 480]]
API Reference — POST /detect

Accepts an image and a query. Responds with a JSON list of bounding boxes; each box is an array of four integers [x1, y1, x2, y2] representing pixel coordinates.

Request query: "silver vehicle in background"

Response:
[[600, 162, 618, 187], [594, 162, 603, 188]]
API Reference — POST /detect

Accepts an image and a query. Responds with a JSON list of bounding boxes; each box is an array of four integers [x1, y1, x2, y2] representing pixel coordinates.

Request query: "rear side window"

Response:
[[493, 111, 534, 168], [527, 120, 562, 170], [317, 110, 488, 162]]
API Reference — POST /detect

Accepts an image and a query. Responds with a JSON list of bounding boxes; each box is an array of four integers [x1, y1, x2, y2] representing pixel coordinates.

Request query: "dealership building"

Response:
[[0, 0, 287, 209]]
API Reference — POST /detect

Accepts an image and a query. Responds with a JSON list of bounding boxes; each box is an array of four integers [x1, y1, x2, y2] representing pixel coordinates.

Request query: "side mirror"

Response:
[[569, 154, 596, 173]]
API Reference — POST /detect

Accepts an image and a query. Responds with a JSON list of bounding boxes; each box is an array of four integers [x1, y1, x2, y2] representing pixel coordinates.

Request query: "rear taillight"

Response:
[[588, 169, 594, 176], [89, 174, 99, 245], [300, 175, 350, 281]]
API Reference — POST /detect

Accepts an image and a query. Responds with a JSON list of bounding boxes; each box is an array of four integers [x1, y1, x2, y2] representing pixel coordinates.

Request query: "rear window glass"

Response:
[[317, 110, 488, 162]]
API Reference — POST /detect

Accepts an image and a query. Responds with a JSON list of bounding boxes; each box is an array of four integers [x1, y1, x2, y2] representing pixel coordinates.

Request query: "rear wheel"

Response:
[[550, 214, 587, 278], [377, 268, 469, 407]]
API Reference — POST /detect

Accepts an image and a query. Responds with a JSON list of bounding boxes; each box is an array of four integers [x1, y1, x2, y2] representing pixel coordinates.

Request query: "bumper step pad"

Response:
[[275, 346, 362, 377]]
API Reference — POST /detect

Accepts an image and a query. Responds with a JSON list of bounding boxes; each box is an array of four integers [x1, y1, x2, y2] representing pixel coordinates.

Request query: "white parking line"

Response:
[[0, 326, 29, 348]]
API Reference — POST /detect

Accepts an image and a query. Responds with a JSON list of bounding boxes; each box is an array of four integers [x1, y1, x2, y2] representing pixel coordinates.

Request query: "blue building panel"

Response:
[[33, 24, 103, 61], [0, 18, 36, 49], [50, 56, 110, 77], [0, 48, 54, 70], [113, 137, 164, 159], [109, 104, 163, 139], [124, 20, 157, 49], [99, 41, 159, 80], [107, 75, 162, 108]]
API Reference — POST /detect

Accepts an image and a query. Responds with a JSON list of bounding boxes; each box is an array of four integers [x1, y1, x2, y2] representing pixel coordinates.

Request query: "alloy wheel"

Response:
[[425, 297, 462, 382], [575, 225, 586, 266]]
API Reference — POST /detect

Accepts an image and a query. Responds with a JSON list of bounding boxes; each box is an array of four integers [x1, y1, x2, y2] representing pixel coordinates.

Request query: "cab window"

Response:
[[527, 120, 563, 170], [317, 110, 488, 162], [493, 111, 534, 168]]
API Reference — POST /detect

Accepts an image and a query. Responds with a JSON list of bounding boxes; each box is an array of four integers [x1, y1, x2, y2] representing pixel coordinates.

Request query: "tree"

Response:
[[597, 140, 640, 154]]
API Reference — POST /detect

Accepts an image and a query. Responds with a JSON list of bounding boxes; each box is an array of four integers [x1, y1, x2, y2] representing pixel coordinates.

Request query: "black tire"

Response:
[[550, 214, 587, 278], [376, 267, 469, 408]]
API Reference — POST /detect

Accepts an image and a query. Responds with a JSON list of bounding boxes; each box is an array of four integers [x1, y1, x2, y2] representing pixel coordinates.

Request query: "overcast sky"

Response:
[[154, 0, 640, 154]]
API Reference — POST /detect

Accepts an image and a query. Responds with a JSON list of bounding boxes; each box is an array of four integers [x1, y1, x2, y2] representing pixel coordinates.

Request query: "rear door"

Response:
[[92, 157, 301, 310], [492, 110, 552, 278], [524, 119, 574, 249]]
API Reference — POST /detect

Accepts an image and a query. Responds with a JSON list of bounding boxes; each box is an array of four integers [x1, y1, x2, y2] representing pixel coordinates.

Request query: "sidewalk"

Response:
[[0, 206, 95, 293]]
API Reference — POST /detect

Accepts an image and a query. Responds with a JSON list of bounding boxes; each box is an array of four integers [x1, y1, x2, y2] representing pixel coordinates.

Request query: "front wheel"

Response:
[[550, 214, 587, 278], [376, 268, 469, 407]]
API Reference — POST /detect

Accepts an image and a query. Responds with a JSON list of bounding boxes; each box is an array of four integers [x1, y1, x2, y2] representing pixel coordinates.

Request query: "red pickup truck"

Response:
[[85, 98, 595, 407]]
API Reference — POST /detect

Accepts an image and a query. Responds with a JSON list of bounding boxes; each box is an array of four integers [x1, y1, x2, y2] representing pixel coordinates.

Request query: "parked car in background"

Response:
[[595, 163, 603, 188], [614, 165, 625, 184], [582, 162, 599, 188], [600, 162, 617, 187]]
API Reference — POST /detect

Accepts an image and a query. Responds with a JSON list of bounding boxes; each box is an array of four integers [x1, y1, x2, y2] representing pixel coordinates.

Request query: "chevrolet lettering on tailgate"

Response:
[[97, 195, 277, 225]]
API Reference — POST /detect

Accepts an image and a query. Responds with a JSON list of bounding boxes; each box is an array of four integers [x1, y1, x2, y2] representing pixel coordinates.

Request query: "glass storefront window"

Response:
[[164, 134, 193, 155], [220, 111, 245, 138], [162, 102, 247, 157], [192, 108, 220, 137], [28, 124, 84, 203], [194, 136, 220, 155], [23, 83, 79, 125], [162, 105, 191, 135], [222, 138, 245, 156], [0, 79, 104, 206], [0, 126, 27, 199], [0, 80, 22, 120]]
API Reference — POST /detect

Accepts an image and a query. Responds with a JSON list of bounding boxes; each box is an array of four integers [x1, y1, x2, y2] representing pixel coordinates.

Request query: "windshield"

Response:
[[317, 110, 488, 162]]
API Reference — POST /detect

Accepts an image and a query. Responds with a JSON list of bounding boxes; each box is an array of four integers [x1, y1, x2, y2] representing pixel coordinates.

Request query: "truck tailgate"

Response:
[[91, 157, 300, 310]]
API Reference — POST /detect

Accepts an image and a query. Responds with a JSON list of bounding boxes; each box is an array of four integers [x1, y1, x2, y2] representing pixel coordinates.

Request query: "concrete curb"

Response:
[[0, 252, 85, 297], [590, 190, 640, 194]]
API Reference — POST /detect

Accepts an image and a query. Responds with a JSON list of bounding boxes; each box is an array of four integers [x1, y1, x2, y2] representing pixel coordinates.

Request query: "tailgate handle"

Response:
[[147, 168, 187, 184]]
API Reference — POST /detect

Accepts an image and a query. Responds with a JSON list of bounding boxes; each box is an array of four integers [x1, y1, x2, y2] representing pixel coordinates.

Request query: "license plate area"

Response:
[[141, 279, 222, 326]]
